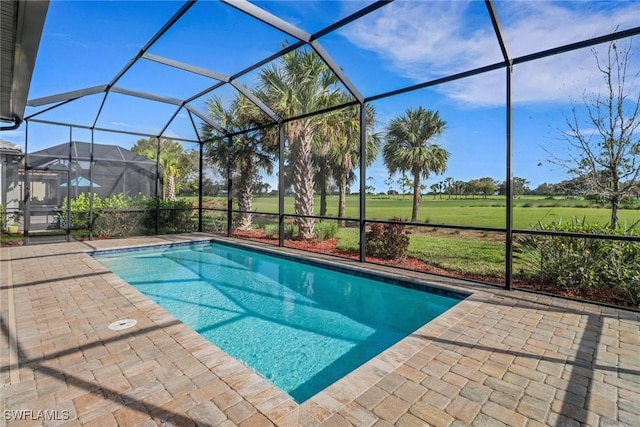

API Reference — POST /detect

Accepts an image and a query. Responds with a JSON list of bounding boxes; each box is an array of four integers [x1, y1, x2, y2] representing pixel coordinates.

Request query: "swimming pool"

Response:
[[94, 241, 465, 402]]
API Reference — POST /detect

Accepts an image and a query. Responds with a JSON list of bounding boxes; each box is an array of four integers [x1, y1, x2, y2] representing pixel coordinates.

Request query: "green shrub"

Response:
[[284, 223, 298, 239], [60, 193, 101, 229], [314, 222, 338, 242], [102, 193, 142, 209], [258, 223, 312, 240], [57, 193, 210, 237], [365, 218, 410, 260], [515, 217, 640, 307], [94, 210, 146, 238], [144, 198, 195, 234], [202, 211, 227, 233], [61, 193, 148, 232], [264, 224, 280, 239], [0, 204, 5, 231]]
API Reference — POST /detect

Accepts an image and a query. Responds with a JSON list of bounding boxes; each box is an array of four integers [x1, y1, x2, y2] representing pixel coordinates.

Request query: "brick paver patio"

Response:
[[1, 233, 639, 426]]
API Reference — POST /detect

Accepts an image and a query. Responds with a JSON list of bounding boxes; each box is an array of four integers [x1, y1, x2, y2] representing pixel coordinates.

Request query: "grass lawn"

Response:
[[199, 194, 640, 230], [335, 227, 508, 278], [182, 195, 640, 280]]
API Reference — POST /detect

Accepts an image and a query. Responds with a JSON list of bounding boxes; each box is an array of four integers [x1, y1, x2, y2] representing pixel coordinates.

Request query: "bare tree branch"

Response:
[[553, 38, 640, 228]]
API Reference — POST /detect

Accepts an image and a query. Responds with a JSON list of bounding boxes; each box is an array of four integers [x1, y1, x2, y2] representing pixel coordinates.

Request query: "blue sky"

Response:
[[2, 0, 639, 193]]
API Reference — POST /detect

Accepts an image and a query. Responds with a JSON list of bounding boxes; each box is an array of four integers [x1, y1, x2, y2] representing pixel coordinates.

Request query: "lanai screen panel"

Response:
[[91, 143, 158, 199], [28, 141, 159, 200]]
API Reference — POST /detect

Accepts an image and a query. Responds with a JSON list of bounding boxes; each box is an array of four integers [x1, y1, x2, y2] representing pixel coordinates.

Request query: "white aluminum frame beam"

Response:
[[27, 85, 108, 107], [142, 53, 231, 82], [106, 0, 196, 90], [221, 0, 311, 43], [229, 81, 281, 123], [184, 104, 228, 136], [142, 52, 281, 123], [110, 86, 183, 106], [310, 40, 363, 102], [485, 0, 511, 63]]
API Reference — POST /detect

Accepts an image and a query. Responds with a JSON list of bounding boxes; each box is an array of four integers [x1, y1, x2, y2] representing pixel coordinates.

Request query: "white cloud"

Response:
[[341, 1, 640, 107], [110, 121, 133, 127], [342, 1, 499, 79], [48, 32, 91, 49]]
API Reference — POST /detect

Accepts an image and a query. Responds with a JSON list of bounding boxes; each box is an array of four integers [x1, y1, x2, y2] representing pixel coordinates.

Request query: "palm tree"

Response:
[[255, 47, 344, 240], [162, 159, 180, 201], [443, 177, 455, 199], [430, 183, 439, 199], [383, 107, 449, 222], [454, 180, 466, 199], [131, 138, 187, 201], [323, 102, 380, 223], [203, 96, 275, 230]]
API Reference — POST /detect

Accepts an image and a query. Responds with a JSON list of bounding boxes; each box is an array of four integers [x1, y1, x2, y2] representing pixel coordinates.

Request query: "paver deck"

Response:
[[1, 233, 639, 426]]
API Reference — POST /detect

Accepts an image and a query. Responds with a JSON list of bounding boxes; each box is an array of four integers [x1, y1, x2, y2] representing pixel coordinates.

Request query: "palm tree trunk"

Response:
[[167, 175, 176, 201], [292, 124, 315, 240], [236, 164, 253, 231], [411, 172, 420, 222], [338, 172, 347, 227], [318, 163, 328, 217], [320, 184, 327, 217], [338, 152, 352, 227]]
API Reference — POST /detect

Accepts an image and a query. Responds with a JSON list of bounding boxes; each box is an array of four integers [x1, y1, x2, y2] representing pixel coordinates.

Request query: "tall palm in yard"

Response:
[[323, 102, 380, 222], [383, 107, 449, 222], [255, 47, 344, 240], [203, 96, 276, 230]]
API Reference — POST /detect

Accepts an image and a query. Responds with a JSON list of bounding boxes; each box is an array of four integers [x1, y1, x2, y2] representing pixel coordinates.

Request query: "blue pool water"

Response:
[[94, 241, 464, 402]]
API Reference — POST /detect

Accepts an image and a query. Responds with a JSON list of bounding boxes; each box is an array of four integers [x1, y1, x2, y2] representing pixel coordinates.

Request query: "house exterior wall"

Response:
[[1, 154, 21, 214]]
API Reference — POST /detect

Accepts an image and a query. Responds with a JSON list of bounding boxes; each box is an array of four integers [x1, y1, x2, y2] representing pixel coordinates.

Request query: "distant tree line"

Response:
[[391, 176, 518, 200], [420, 174, 640, 201]]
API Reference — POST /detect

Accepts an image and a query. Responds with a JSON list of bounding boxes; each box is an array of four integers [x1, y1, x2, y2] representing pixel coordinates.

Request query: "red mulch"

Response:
[[233, 229, 510, 285], [232, 229, 638, 310]]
